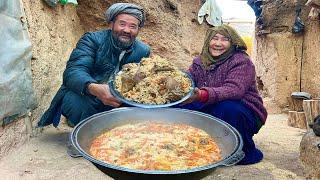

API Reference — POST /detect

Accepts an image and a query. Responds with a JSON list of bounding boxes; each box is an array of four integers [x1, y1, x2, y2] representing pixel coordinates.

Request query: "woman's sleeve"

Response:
[[203, 56, 256, 104]]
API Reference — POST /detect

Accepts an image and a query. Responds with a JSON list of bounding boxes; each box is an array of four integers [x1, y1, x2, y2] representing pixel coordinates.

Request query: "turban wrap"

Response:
[[105, 3, 145, 27]]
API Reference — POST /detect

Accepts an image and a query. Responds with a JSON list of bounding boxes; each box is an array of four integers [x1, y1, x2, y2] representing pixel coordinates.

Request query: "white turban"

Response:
[[105, 3, 145, 27]]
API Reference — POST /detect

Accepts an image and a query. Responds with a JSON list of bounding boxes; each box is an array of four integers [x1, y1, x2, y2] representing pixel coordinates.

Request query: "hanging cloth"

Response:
[[197, 0, 222, 26], [292, 2, 305, 34]]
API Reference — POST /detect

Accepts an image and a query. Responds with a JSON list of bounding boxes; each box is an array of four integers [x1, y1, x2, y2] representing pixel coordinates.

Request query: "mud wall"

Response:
[[0, 0, 84, 158], [22, 0, 84, 123], [301, 20, 320, 97], [254, 0, 320, 113]]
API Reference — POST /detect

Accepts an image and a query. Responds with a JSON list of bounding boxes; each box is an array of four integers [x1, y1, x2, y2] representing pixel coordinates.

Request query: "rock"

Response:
[[310, 115, 320, 136], [299, 130, 320, 179]]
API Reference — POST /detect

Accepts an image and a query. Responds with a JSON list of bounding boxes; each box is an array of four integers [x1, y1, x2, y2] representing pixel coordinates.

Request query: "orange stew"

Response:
[[90, 122, 222, 171]]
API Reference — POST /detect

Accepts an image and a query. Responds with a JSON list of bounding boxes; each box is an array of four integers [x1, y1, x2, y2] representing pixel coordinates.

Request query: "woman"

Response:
[[181, 24, 267, 165]]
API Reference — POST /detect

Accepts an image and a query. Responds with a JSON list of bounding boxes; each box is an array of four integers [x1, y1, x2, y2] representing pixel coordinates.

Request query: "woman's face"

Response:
[[209, 33, 231, 57]]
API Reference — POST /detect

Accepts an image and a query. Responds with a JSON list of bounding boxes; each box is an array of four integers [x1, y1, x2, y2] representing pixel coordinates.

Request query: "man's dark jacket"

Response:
[[38, 29, 150, 127]]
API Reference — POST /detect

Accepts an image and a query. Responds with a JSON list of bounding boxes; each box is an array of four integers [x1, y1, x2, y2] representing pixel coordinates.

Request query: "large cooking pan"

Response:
[[70, 107, 244, 180]]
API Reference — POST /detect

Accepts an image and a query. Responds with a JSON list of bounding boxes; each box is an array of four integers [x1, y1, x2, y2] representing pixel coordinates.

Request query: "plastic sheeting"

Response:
[[0, 0, 37, 125]]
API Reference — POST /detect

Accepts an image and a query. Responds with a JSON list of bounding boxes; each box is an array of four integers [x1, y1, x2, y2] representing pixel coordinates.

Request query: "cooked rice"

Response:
[[114, 55, 192, 104]]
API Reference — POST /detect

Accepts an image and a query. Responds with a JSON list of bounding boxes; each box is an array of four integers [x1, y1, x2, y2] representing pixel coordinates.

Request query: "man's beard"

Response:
[[111, 31, 135, 50]]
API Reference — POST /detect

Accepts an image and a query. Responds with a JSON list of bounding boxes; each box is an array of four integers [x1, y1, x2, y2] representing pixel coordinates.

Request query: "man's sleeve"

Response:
[[63, 32, 98, 95]]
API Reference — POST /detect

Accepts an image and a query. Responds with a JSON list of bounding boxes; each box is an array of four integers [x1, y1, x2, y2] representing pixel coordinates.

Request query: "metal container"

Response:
[[108, 72, 195, 108], [70, 108, 244, 179]]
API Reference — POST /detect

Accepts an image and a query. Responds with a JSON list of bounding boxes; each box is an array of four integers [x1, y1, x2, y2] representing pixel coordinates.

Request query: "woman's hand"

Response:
[[182, 87, 201, 105], [87, 83, 122, 107]]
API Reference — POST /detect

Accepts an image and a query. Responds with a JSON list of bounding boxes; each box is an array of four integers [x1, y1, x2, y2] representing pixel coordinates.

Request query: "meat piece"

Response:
[[121, 74, 136, 92], [165, 77, 179, 91], [134, 70, 146, 83]]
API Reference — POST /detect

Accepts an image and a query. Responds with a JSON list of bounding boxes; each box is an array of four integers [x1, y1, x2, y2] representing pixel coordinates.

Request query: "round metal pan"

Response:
[[70, 107, 244, 179], [108, 72, 195, 108]]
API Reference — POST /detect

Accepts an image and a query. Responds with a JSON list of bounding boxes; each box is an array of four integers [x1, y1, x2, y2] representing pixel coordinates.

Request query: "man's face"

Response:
[[111, 14, 140, 48]]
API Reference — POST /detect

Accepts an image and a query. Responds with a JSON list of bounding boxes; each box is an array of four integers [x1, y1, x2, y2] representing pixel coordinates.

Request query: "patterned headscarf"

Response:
[[200, 24, 247, 66], [105, 3, 145, 27]]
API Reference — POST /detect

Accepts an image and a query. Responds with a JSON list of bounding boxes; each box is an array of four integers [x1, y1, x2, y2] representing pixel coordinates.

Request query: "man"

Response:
[[38, 3, 150, 127]]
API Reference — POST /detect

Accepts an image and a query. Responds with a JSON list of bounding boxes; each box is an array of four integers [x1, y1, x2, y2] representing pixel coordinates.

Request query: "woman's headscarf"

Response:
[[105, 3, 145, 27], [200, 24, 247, 66]]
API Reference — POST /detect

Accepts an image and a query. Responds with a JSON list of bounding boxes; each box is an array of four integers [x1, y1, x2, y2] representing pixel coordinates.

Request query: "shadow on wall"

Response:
[[76, 0, 113, 31]]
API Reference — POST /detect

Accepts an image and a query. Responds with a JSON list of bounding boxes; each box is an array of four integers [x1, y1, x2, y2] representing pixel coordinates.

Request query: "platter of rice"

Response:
[[109, 55, 194, 108]]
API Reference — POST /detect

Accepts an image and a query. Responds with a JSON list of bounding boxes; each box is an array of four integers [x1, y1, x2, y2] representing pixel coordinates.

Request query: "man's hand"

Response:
[[87, 83, 121, 107]]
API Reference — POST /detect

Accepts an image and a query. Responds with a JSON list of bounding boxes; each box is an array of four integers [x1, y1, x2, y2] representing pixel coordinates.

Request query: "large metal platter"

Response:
[[108, 72, 195, 108]]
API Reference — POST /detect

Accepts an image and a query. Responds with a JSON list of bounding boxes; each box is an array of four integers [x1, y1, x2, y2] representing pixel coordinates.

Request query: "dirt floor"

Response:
[[0, 114, 307, 179]]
